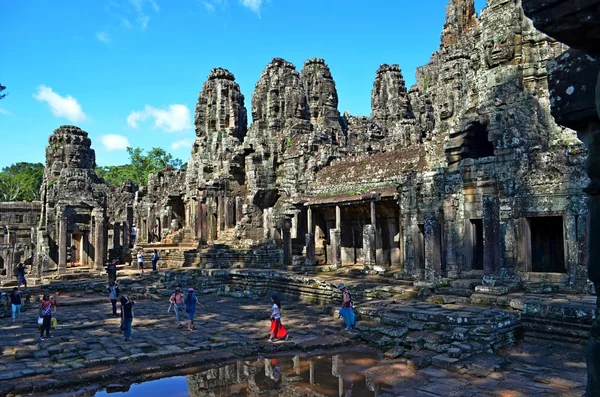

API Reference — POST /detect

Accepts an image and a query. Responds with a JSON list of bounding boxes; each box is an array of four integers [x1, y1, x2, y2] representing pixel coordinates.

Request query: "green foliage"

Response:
[[0, 80, 6, 100], [97, 147, 184, 186], [0, 162, 44, 202], [285, 138, 292, 149], [423, 76, 428, 94]]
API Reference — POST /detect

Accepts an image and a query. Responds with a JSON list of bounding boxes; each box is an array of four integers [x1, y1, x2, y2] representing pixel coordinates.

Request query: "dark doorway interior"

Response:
[[464, 122, 494, 159], [530, 216, 566, 273], [417, 224, 425, 270], [471, 219, 484, 270]]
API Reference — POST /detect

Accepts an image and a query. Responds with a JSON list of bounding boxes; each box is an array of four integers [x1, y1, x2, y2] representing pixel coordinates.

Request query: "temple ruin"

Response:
[[0, 0, 591, 295]]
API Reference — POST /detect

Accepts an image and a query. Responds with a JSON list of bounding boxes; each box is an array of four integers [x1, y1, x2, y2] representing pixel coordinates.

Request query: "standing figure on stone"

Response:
[[169, 286, 185, 328], [107, 258, 118, 283], [151, 249, 160, 272], [137, 249, 144, 275], [108, 281, 119, 316], [269, 294, 288, 342], [9, 287, 22, 322], [15, 262, 27, 290], [120, 295, 134, 341], [130, 224, 137, 247], [338, 283, 355, 330], [184, 288, 203, 331], [39, 294, 56, 341]]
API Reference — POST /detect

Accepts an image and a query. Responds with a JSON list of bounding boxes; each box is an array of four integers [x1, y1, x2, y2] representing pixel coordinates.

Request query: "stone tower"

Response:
[[38, 125, 107, 273]]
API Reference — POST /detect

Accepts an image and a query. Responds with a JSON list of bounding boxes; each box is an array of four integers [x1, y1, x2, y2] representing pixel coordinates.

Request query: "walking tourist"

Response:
[[15, 262, 27, 290], [130, 224, 137, 247], [137, 249, 144, 275], [338, 283, 355, 330], [120, 295, 135, 341], [107, 258, 118, 282], [268, 294, 288, 342], [151, 249, 160, 272], [184, 288, 203, 331], [169, 286, 185, 327], [39, 294, 56, 341], [108, 281, 119, 316], [9, 287, 22, 322]]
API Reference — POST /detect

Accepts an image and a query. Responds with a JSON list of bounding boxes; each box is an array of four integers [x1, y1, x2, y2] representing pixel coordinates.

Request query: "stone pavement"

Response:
[[0, 291, 589, 397]]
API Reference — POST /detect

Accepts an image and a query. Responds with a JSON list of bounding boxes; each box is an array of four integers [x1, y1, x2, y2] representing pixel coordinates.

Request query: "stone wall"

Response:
[[0, 201, 41, 277]]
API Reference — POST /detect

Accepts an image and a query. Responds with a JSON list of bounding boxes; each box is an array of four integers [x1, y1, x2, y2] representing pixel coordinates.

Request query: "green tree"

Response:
[[0, 81, 6, 100], [97, 147, 183, 186], [0, 162, 45, 202]]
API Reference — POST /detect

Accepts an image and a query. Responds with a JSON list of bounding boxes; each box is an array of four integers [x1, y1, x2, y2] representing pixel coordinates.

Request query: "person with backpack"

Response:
[[184, 288, 203, 331], [120, 295, 135, 341], [169, 287, 185, 327], [9, 287, 23, 322], [151, 249, 160, 272], [268, 294, 288, 342], [39, 294, 56, 341], [108, 281, 119, 316], [338, 283, 355, 330]]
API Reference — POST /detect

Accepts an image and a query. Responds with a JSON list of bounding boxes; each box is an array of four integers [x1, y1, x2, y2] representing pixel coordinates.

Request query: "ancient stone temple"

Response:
[[36, 125, 107, 275]]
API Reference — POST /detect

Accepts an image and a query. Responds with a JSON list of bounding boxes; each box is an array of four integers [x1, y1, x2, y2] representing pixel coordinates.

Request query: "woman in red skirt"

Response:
[[269, 294, 288, 342]]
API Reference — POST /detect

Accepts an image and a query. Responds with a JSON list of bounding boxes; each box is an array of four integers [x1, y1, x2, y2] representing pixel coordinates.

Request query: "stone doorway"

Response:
[[529, 216, 566, 273], [417, 224, 425, 272], [468, 219, 484, 271], [168, 196, 185, 231]]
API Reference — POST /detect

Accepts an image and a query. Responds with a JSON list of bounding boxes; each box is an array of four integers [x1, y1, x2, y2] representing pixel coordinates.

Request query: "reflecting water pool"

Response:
[[48, 349, 393, 397]]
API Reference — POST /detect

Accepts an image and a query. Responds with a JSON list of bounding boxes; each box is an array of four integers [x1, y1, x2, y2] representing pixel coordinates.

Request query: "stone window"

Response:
[[523, 216, 566, 273], [445, 122, 495, 166], [16, 214, 23, 223]]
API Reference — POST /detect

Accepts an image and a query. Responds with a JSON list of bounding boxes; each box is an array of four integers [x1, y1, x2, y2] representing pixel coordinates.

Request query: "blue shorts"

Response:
[[187, 309, 196, 321]]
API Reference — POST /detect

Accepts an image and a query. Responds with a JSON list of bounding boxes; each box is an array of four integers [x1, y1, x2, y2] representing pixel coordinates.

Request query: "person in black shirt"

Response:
[[15, 263, 27, 289], [9, 287, 22, 322], [120, 295, 135, 341]]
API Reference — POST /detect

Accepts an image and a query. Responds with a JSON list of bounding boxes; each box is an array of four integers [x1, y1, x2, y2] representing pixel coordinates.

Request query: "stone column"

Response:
[[482, 195, 501, 275], [370, 201, 376, 227], [305, 207, 315, 266], [309, 359, 315, 385], [217, 196, 225, 233], [94, 215, 106, 271], [588, 195, 600, 396], [235, 197, 244, 224], [58, 210, 68, 273], [336, 205, 341, 230], [424, 214, 442, 282], [113, 222, 121, 250], [305, 233, 316, 266], [330, 228, 341, 268], [282, 220, 292, 267], [363, 224, 376, 269], [225, 197, 235, 229], [199, 202, 208, 243], [81, 233, 90, 267], [122, 221, 130, 251]]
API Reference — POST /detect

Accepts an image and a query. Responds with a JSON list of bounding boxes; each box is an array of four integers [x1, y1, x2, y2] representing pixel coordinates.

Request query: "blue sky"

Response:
[[0, 0, 487, 168]]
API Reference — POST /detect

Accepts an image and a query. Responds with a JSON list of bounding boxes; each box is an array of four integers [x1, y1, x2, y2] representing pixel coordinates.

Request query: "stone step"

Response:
[[434, 287, 473, 297]]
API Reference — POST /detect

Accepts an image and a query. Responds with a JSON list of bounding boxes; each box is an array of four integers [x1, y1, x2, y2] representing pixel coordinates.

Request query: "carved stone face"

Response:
[[64, 145, 90, 169], [485, 34, 515, 68], [439, 88, 455, 120]]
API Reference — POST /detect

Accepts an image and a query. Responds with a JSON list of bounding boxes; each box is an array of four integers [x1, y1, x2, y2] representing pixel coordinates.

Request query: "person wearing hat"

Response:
[[169, 287, 185, 327], [184, 288, 204, 331], [338, 283, 355, 330]]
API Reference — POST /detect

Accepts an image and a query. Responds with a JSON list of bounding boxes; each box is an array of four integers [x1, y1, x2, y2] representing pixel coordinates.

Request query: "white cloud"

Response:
[[33, 85, 88, 123], [127, 104, 192, 133], [120, 17, 133, 29], [96, 31, 111, 44], [203, 0, 226, 13], [240, 0, 264, 15], [0, 108, 12, 116], [171, 139, 194, 150], [100, 134, 131, 151], [127, 0, 159, 30]]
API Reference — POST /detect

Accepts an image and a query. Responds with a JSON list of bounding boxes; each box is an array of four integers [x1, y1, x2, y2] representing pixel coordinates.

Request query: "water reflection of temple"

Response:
[[186, 353, 382, 397]]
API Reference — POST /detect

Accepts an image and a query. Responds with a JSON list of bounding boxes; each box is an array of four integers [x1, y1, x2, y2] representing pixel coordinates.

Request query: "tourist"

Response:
[[70, 244, 76, 266], [169, 286, 185, 327], [9, 287, 22, 322], [338, 283, 355, 330], [108, 281, 119, 316], [15, 262, 27, 290], [120, 295, 135, 341], [268, 294, 288, 342], [151, 249, 160, 272], [137, 249, 144, 275], [184, 288, 203, 331], [130, 224, 137, 247], [39, 294, 56, 341], [107, 258, 118, 282], [153, 220, 160, 242]]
